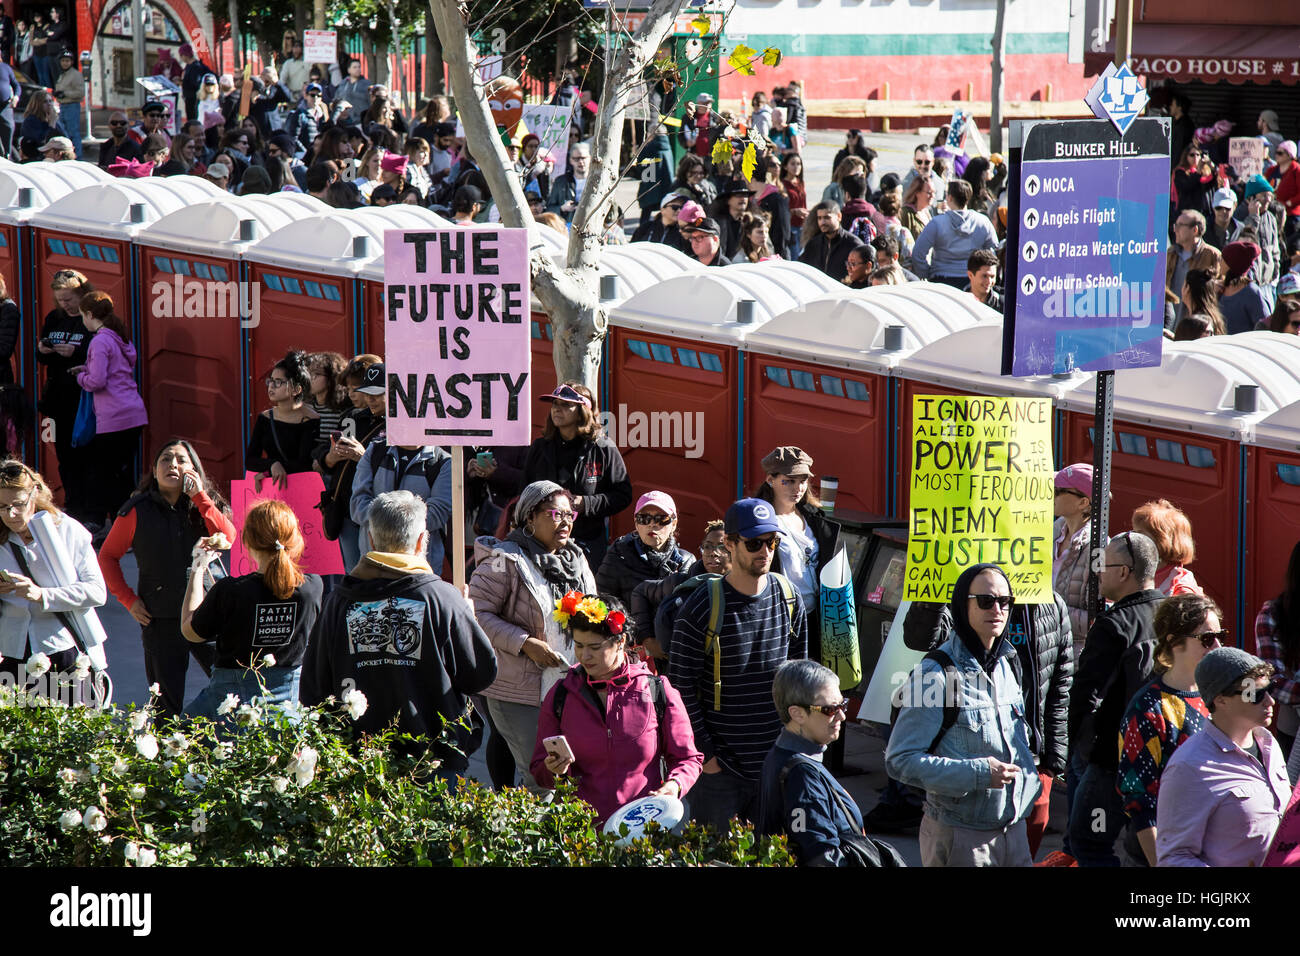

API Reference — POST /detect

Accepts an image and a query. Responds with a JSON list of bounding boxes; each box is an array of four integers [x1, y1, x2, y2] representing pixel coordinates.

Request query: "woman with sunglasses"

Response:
[[759, 659, 873, 866], [631, 518, 732, 663], [98, 439, 234, 719], [886, 563, 1040, 867], [1117, 593, 1222, 867], [470, 479, 597, 791], [522, 382, 632, 568], [245, 350, 319, 492], [595, 490, 692, 611], [531, 593, 702, 825], [1053, 463, 1099, 651]]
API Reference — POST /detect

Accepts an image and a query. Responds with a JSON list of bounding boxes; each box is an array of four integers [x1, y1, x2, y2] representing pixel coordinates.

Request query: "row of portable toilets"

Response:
[[0, 158, 1298, 641]]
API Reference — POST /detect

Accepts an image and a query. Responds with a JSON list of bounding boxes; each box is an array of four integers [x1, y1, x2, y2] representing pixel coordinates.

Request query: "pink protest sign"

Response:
[[228, 472, 345, 576], [383, 228, 532, 446], [1263, 778, 1300, 867]]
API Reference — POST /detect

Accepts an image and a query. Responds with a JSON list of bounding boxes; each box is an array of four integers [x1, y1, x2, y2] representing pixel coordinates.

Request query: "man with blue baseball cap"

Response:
[[669, 498, 809, 829]]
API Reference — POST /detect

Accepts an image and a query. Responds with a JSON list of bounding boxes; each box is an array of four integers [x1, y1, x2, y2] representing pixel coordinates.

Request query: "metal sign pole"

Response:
[[1086, 0, 1133, 620]]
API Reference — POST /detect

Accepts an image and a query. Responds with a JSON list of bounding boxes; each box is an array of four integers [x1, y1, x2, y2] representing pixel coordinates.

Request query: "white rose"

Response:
[[216, 693, 240, 716], [128, 709, 150, 732], [211, 740, 233, 761], [128, 784, 146, 800], [123, 841, 139, 861], [81, 806, 107, 832], [57, 768, 78, 785], [262, 654, 277, 668], [25, 653, 51, 677], [191, 809, 208, 834], [87, 763, 99, 778], [236, 703, 262, 727], [288, 746, 318, 787], [163, 732, 189, 757], [182, 771, 204, 791], [135, 846, 157, 867], [73, 653, 92, 679], [135, 735, 158, 760], [342, 688, 369, 720], [148, 682, 161, 697], [112, 757, 128, 775], [271, 776, 289, 794], [58, 809, 82, 832]]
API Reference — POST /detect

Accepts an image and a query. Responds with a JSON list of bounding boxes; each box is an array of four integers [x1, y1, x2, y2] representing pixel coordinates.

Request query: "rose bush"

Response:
[[0, 684, 792, 867]]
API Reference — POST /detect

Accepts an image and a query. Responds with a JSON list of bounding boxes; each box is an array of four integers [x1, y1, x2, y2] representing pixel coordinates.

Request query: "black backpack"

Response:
[[553, 672, 669, 780]]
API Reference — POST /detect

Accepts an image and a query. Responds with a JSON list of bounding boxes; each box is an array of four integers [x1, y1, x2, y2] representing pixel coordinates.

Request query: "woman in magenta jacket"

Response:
[[70, 291, 148, 531], [532, 592, 702, 825]]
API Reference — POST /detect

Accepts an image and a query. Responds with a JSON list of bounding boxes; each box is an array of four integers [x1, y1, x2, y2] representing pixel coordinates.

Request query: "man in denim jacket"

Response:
[[886, 563, 1040, 866]]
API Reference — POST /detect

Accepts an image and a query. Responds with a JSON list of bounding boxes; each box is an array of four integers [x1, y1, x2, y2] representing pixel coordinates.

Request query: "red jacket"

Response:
[[531, 659, 703, 825], [1274, 162, 1300, 218]]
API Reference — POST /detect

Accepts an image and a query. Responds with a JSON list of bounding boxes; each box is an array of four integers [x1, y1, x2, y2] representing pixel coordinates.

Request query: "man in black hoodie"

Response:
[[798, 201, 863, 281], [1067, 530, 1163, 866], [302, 490, 497, 774]]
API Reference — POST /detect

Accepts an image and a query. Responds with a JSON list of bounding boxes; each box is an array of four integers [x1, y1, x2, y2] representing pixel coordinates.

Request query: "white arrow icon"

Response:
[[1021, 274, 1037, 295], [1023, 208, 1039, 230], [1025, 175, 1040, 197], [1022, 241, 1038, 263]]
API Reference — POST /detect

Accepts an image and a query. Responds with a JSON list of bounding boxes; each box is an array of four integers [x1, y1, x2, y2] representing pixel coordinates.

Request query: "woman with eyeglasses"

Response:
[[470, 479, 597, 791], [754, 445, 840, 660], [36, 269, 93, 526], [531, 592, 702, 824], [98, 439, 234, 719], [245, 350, 320, 492], [1117, 593, 1221, 867], [522, 382, 632, 568], [886, 563, 1040, 867], [1053, 463, 1100, 650], [759, 659, 878, 866], [1255, 539, 1300, 772], [595, 490, 692, 611], [69, 292, 148, 531], [0, 461, 107, 695]]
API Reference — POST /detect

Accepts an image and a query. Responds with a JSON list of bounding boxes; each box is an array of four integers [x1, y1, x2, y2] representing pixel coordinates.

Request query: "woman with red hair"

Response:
[[1132, 499, 1201, 597]]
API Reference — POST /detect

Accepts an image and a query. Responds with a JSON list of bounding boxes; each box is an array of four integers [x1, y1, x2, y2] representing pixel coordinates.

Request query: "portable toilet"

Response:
[[605, 261, 842, 547], [27, 176, 228, 494], [1246, 395, 1300, 641], [1058, 332, 1300, 638], [894, 316, 1090, 521], [742, 284, 998, 516], [135, 193, 331, 489]]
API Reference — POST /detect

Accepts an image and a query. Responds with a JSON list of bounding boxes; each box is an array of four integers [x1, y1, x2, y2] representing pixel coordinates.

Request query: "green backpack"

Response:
[[700, 572, 798, 710]]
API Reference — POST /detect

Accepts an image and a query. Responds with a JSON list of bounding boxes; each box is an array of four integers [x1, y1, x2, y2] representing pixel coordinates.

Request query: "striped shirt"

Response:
[[669, 574, 808, 780], [310, 400, 345, 443]]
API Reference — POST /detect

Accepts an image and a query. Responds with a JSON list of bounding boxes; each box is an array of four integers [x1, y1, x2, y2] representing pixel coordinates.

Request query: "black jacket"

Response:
[[1069, 588, 1163, 769], [758, 189, 792, 259], [630, 218, 689, 253], [902, 595, 1074, 775], [98, 136, 143, 170], [595, 531, 693, 610], [799, 228, 864, 282], [121, 489, 212, 619], [767, 500, 840, 659], [630, 558, 704, 648], [522, 432, 633, 544], [301, 565, 497, 770]]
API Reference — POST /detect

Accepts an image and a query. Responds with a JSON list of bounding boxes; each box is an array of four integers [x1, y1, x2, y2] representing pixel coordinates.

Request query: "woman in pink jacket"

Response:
[[71, 291, 148, 532], [532, 592, 702, 826]]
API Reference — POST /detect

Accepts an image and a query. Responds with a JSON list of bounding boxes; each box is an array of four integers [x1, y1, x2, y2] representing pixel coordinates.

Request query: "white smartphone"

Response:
[[542, 735, 575, 763]]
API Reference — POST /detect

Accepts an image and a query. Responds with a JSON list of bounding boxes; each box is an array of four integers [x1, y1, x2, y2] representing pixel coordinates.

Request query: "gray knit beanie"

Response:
[[514, 480, 567, 526], [1195, 647, 1266, 707]]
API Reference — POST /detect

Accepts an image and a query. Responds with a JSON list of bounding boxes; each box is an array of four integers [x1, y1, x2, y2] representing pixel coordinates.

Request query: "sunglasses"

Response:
[[109, 120, 128, 126], [1191, 630, 1228, 648], [1054, 487, 1084, 497], [742, 535, 779, 553], [803, 700, 849, 717], [915, 159, 933, 167], [635, 513, 673, 527], [969, 593, 1013, 610]]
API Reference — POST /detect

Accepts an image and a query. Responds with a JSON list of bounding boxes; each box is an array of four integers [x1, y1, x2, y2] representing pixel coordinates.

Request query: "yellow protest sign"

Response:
[[904, 395, 1055, 603]]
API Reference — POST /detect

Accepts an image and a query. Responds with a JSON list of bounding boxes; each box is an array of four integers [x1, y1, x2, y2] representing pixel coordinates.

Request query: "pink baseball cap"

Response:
[[1054, 463, 1094, 497], [635, 491, 677, 517]]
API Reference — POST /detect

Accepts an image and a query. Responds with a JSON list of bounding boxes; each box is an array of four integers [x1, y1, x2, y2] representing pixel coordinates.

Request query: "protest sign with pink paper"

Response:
[[1263, 778, 1300, 867], [383, 228, 531, 446], [228, 471, 345, 576]]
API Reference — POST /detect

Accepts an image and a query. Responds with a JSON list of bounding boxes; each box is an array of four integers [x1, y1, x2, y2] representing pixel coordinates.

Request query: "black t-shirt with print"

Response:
[[191, 571, 324, 669]]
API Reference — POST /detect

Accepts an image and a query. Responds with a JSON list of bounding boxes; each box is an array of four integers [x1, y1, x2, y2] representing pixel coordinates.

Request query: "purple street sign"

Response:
[[1004, 118, 1170, 376]]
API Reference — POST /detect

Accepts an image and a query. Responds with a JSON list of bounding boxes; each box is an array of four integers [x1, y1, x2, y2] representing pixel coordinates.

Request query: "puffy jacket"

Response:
[[900, 596, 1074, 776], [350, 442, 452, 574], [1069, 588, 1163, 769], [468, 535, 596, 706], [1053, 516, 1095, 642], [530, 659, 703, 824], [630, 558, 704, 650], [885, 630, 1041, 830], [595, 531, 693, 609], [910, 208, 998, 280], [75, 328, 147, 434]]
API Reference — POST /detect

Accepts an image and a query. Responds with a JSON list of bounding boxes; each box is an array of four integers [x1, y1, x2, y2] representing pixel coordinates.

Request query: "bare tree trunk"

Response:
[[387, 0, 406, 112], [424, 9, 444, 96], [428, 0, 679, 391], [313, 0, 326, 31], [555, 29, 576, 79], [990, 0, 1008, 152], [228, 0, 241, 72], [294, 2, 308, 40]]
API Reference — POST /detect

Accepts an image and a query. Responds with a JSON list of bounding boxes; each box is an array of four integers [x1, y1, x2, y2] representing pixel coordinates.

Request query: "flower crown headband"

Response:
[[553, 591, 626, 635]]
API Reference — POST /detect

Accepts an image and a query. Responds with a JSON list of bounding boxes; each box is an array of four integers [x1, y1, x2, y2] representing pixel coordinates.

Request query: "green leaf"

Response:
[[727, 44, 758, 76]]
